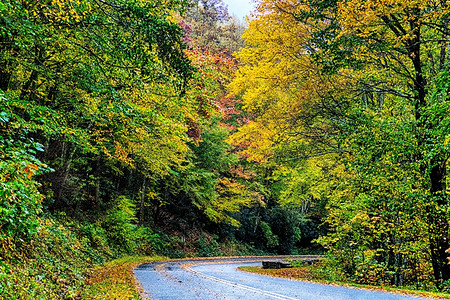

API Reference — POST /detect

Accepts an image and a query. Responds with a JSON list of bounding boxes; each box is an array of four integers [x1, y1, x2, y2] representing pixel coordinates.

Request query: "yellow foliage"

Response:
[[228, 0, 350, 166], [82, 256, 165, 299], [227, 120, 278, 162]]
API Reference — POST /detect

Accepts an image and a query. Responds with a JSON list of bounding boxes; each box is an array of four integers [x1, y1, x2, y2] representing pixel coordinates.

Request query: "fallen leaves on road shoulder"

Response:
[[81, 256, 165, 299]]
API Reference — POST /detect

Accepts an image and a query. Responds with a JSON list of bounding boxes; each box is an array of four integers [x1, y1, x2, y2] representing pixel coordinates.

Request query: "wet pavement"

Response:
[[134, 257, 440, 300]]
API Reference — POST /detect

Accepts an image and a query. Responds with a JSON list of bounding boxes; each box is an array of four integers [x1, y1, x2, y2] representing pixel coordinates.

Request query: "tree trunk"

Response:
[[0, 69, 11, 92], [429, 162, 450, 285], [94, 157, 103, 206], [405, 16, 450, 286], [139, 177, 146, 226]]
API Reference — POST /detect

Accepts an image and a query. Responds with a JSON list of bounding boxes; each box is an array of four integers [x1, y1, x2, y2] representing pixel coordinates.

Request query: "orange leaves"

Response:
[[186, 48, 236, 75], [186, 47, 237, 118], [112, 141, 134, 168], [24, 164, 39, 179]]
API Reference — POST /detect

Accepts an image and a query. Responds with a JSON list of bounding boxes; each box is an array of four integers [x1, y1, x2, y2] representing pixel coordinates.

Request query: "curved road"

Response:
[[134, 256, 440, 300]]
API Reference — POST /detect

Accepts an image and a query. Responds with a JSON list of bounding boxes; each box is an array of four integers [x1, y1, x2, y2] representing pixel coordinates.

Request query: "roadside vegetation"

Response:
[[1, 0, 450, 298], [80, 256, 163, 300], [239, 261, 450, 300]]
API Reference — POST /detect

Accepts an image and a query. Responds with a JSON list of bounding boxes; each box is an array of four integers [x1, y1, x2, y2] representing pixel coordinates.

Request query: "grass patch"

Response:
[[238, 264, 450, 299], [80, 256, 165, 299]]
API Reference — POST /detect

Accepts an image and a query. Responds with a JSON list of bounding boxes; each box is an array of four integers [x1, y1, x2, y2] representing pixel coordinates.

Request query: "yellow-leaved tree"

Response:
[[230, 0, 450, 288]]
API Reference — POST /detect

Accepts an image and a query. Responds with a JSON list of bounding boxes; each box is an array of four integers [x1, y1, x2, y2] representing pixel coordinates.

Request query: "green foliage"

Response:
[[100, 196, 138, 252], [0, 214, 181, 299], [0, 108, 51, 241], [77, 222, 113, 263], [0, 218, 91, 299], [259, 220, 279, 249], [196, 233, 222, 257], [230, 0, 450, 291], [0, 0, 196, 214], [130, 227, 161, 254], [287, 259, 304, 268], [193, 232, 267, 257]]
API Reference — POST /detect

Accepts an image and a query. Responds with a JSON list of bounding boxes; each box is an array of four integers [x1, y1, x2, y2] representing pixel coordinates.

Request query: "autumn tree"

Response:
[[322, 0, 450, 285], [339, 1, 450, 282], [0, 0, 197, 237], [184, 0, 245, 55], [230, 0, 450, 288]]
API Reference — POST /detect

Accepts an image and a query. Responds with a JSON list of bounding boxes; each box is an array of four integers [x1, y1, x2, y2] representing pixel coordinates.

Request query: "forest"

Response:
[[0, 0, 449, 298]]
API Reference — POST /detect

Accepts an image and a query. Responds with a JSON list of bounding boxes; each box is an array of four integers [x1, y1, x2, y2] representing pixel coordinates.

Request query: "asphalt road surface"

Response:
[[134, 256, 440, 300]]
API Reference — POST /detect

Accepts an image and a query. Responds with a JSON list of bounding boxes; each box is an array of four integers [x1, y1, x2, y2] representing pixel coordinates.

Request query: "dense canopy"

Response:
[[1, 0, 450, 297]]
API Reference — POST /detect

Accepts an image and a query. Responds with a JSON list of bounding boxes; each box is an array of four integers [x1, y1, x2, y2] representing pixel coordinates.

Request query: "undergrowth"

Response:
[[0, 213, 165, 299], [0, 214, 267, 299], [0, 218, 94, 299]]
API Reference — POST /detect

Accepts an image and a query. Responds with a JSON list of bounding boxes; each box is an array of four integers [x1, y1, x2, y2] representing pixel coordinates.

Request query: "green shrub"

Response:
[[260, 221, 279, 249], [132, 226, 165, 254], [0, 126, 51, 242], [196, 233, 222, 257], [0, 218, 89, 299], [77, 222, 112, 263], [100, 196, 137, 252]]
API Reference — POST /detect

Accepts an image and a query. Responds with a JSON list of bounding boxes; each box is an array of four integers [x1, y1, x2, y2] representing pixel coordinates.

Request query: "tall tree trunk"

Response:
[[405, 15, 450, 285], [94, 157, 103, 206], [139, 177, 146, 226], [0, 68, 11, 92], [429, 162, 450, 285]]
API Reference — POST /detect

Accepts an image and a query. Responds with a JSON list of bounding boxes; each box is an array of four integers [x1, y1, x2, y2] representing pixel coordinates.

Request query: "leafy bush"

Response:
[[0, 218, 89, 299], [77, 222, 113, 263], [0, 115, 51, 241], [196, 233, 222, 257], [260, 221, 279, 249], [100, 196, 137, 252], [132, 226, 166, 255]]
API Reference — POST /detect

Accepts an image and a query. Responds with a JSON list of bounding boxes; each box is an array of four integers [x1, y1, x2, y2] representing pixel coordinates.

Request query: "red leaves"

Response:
[[186, 118, 202, 144]]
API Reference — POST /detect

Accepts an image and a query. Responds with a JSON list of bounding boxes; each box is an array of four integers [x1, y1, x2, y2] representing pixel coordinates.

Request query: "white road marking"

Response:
[[184, 263, 301, 300]]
